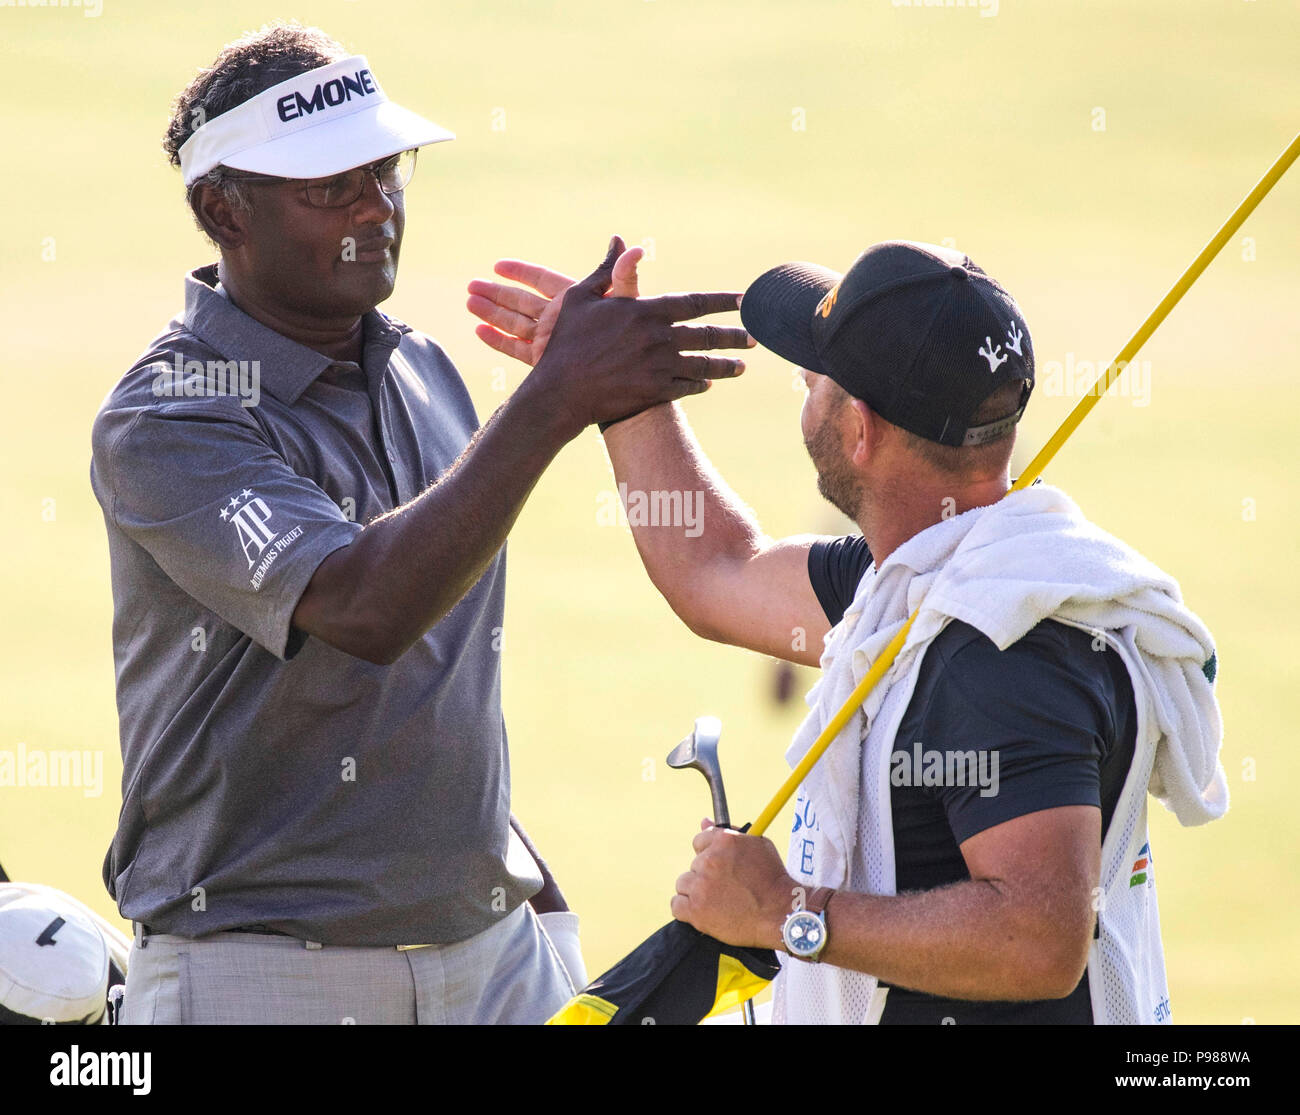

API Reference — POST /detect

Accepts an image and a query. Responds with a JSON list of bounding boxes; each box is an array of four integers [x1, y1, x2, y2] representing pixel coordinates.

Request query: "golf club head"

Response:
[[666, 715, 730, 827]]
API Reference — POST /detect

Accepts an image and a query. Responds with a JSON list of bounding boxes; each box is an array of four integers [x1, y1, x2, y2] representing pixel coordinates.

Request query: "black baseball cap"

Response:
[[741, 240, 1034, 447]]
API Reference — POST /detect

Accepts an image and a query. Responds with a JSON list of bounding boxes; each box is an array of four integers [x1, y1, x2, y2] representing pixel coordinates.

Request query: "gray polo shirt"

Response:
[[90, 264, 541, 946]]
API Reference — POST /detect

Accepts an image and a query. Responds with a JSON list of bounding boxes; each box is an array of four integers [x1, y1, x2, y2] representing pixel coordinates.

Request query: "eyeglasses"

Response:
[[224, 148, 418, 209]]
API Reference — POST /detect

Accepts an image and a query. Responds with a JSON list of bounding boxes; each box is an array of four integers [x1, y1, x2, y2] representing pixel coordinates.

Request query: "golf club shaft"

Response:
[[750, 131, 1300, 840], [711, 784, 731, 829], [704, 761, 749, 1022]]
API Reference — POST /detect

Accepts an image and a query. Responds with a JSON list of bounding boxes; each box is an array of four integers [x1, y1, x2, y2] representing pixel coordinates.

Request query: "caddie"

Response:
[[468, 239, 1229, 1024], [89, 22, 747, 1025]]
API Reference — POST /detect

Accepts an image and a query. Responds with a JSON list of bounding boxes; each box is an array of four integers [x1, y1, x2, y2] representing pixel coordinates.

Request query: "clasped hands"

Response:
[[465, 235, 754, 435]]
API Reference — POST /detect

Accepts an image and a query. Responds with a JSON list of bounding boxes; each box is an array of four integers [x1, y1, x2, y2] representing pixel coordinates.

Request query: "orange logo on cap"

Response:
[[817, 282, 841, 319]]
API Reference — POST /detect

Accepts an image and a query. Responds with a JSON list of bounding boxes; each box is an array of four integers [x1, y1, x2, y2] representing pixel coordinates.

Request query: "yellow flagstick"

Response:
[[750, 131, 1300, 839]]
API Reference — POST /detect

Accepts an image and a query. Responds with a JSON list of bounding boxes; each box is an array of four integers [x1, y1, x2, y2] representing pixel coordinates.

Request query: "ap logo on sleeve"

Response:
[[219, 489, 303, 590]]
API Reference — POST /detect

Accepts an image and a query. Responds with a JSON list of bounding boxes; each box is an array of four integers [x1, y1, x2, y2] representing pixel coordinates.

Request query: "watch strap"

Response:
[[806, 886, 835, 918]]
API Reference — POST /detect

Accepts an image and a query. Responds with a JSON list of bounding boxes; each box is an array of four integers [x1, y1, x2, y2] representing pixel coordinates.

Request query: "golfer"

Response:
[[469, 240, 1228, 1024], [89, 22, 747, 1025]]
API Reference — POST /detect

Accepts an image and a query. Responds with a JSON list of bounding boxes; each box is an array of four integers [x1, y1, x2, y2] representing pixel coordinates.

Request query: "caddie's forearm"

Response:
[[602, 403, 766, 625], [295, 377, 576, 663], [802, 884, 1090, 1002]]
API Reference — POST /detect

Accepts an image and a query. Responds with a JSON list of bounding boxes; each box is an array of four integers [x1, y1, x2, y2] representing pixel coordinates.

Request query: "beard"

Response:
[[804, 408, 863, 521]]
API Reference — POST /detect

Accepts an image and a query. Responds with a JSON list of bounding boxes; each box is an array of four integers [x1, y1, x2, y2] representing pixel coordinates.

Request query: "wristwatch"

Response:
[[781, 886, 834, 962]]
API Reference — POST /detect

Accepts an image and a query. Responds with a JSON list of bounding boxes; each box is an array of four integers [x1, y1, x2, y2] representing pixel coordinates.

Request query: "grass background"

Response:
[[1, 0, 1296, 1022]]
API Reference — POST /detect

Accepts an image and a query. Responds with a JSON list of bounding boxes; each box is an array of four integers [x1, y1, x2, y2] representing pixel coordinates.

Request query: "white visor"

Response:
[[178, 55, 454, 187]]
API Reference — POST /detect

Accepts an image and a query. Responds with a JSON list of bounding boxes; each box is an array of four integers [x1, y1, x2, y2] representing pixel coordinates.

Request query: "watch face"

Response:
[[783, 911, 826, 958]]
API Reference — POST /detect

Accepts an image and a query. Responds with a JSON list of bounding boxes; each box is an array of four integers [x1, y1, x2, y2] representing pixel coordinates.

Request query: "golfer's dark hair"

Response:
[[899, 378, 1028, 476], [164, 21, 347, 229]]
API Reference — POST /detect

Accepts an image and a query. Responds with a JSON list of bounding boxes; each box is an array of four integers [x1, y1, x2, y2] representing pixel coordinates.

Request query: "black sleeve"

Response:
[[901, 622, 1116, 845], [807, 535, 874, 626]]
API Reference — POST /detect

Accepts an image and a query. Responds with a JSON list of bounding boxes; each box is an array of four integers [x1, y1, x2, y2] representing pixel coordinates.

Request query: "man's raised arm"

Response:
[[468, 249, 832, 668], [601, 405, 830, 666], [293, 238, 747, 664]]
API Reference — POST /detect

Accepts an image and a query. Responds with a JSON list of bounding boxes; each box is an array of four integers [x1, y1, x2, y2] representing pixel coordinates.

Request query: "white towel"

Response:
[[788, 482, 1226, 883], [777, 482, 1227, 1022]]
